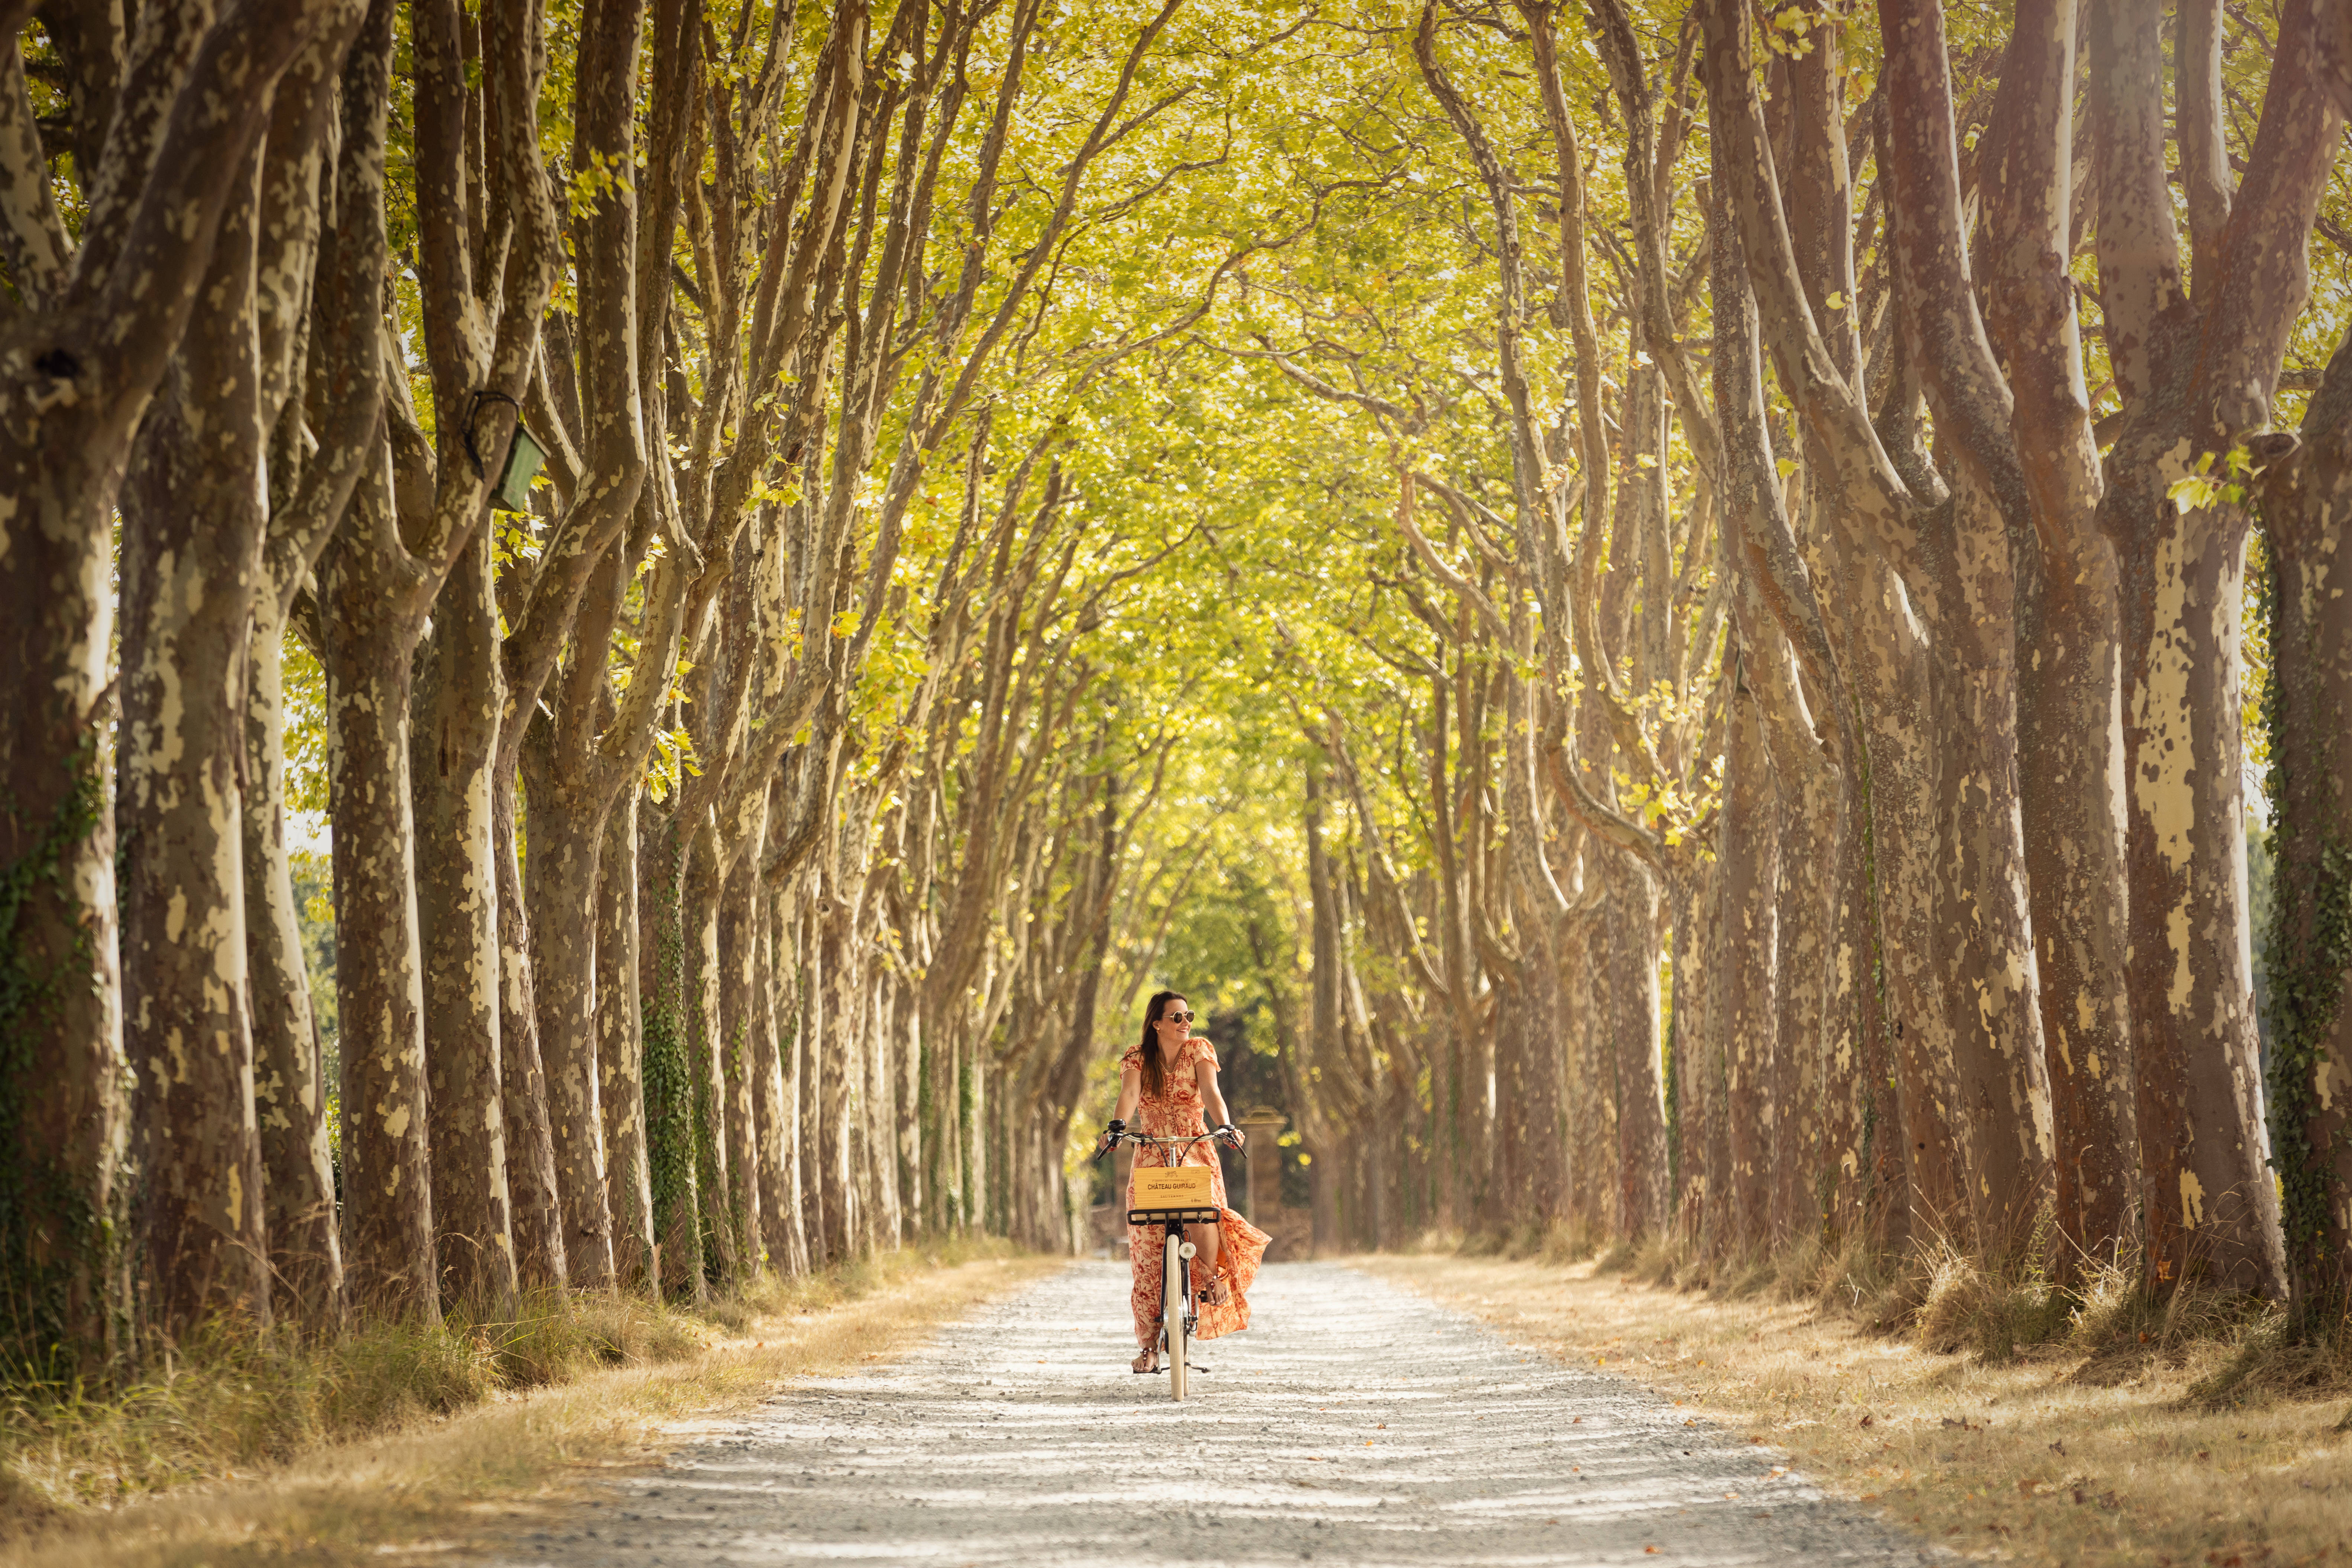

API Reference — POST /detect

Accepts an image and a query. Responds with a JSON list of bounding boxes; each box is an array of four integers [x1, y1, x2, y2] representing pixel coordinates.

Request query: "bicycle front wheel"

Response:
[[1163, 1232, 1188, 1401]]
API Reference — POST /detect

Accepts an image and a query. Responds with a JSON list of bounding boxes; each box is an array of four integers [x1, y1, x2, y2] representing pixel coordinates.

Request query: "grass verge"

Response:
[[0, 1241, 1059, 1567], [1360, 1251, 2352, 1567]]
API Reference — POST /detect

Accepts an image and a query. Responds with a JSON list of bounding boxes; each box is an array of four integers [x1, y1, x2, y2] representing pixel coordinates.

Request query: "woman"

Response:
[[1097, 990, 1270, 1374]]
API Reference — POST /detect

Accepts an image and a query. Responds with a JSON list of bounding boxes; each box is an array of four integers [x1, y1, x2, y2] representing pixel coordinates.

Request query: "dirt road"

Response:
[[492, 1260, 1944, 1566]]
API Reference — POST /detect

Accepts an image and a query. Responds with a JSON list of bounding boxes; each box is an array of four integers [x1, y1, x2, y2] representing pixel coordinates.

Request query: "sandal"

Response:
[[1198, 1276, 1231, 1307], [1132, 1348, 1161, 1374]]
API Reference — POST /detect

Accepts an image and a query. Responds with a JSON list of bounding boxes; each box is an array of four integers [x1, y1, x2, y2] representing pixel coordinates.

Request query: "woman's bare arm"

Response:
[[1089, 1063, 1140, 1158]]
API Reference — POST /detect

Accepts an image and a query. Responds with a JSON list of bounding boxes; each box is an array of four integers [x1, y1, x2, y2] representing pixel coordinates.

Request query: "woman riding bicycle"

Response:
[[1094, 990, 1270, 1374]]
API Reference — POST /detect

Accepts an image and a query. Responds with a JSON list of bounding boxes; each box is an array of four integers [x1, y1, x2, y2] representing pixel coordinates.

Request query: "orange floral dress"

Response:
[[1121, 1036, 1270, 1348]]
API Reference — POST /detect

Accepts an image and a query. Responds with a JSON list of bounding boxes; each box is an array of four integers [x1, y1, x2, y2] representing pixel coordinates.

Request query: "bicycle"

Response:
[[1092, 1126, 1242, 1402]]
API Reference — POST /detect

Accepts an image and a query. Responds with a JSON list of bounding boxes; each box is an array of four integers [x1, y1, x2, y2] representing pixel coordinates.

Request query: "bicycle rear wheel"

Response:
[[1163, 1233, 1188, 1401]]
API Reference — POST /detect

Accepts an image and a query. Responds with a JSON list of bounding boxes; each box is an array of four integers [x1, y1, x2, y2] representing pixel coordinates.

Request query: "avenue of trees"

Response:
[[3, 0, 2351, 1367]]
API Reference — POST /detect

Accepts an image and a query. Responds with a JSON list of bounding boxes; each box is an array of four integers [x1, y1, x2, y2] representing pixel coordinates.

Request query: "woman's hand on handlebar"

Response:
[[1212, 1123, 1244, 1148], [1090, 1118, 1126, 1163]]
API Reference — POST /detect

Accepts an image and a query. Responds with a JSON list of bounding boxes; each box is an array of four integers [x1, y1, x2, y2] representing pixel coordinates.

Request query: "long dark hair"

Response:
[[1137, 990, 1187, 1099]]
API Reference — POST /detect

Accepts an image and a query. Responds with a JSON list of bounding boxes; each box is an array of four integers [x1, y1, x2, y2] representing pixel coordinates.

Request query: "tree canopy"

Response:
[[3, 0, 2351, 1357]]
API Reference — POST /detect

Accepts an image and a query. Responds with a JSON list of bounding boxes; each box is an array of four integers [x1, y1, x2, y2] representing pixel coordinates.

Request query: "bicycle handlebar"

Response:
[[1088, 1126, 1246, 1166]]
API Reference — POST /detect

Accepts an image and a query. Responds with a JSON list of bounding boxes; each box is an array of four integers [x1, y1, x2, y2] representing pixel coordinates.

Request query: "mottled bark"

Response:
[[1767, 702, 1834, 1246], [718, 830, 764, 1268], [797, 912, 828, 1268], [1719, 644, 1780, 1255], [1860, 349, 1969, 1239], [1984, 0, 2138, 1281], [522, 711, 615, 1287], [120, 0, 368, 1331], [1705, 107, 1798, 1257], [1679, 859, 1729, 1244], [597, 788, 658, 1291], [1824, 781, 1896, 1246], [1878, 0, 2055, 1260], [413, 530, 516, 1313], [319, 475, 440, 1319], [866, 965, 902, 1249], [1501, 676, 1570, 1230], [2110, 462, 2281, 1295], [1604, 860, 1669, 1238], [2088, 0, 2344, 1298], [1774, 10, 1898, 1249], [246, 0, 391, 1328], [244, 625, 345, 1321], [319, 0, 559, 1317], [494, 770, 567, 1293], [0, 0, 337, 1357], [118, 141, 276, 1334], [2011, 361, 2138, 1283], [490, 0, 650, 1293], [755, 876, 804, 1276], [527, 503, 689, 1293]]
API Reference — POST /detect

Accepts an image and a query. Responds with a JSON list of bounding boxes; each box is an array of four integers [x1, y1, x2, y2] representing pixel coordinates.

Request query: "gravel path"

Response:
[[493, 1260, 1944, 1567]]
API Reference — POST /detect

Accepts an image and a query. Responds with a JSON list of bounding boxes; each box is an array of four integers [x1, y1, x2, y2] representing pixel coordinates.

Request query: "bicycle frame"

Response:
[[1098, 1130, 1238, 1402]]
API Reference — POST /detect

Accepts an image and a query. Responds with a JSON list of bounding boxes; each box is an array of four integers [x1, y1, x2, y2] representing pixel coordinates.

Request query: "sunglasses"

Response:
[[1159, 1010, 1194, 1025]]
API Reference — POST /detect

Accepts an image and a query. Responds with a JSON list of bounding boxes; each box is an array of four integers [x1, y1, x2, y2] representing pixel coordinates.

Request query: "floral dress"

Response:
[[1121, 1035, 1270, 1348]]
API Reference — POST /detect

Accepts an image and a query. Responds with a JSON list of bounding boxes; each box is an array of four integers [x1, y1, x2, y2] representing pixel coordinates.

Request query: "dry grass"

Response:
[[1361, 1251, 2352, 1567], [0, 1243, 1059, 1567]]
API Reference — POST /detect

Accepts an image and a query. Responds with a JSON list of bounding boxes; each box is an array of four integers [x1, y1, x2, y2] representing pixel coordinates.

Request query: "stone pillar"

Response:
[[1237, 1108, 1289, 1222]]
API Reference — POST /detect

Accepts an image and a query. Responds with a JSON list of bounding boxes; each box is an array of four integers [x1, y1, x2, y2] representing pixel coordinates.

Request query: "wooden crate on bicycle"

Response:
[[1131, 1164, 1213, 1209]]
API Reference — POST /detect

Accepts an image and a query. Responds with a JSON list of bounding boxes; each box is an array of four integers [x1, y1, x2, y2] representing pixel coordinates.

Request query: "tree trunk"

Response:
[[2015, 551, 2140, 1280], [1983, 0, 2138, 1288], [118, 265, 274, 1336], [817, 867, 859, 1263], [522, 717, 617, 1288], [1770, 746, 1834, 1246], [1605, 861, 1669, 1239], [2084, 0, 2339, 1304], [718, 839, 763, 1269], [319, 494, 442, 1322], [494, 765, 568, 1291], [1674, 860, 1726, 1244], [1920, 599, 2055, 1257], [0, 0, 343, 1373], [798, 911, 828, 1268], [684, 831, 735, 1283], [1500, 675, 1569, 1230], [1877, 0, 2057, 1264], [852, 966, 883, 1256], [756, 879, 805, 1275], [1720, 643, 1780, 1256], [2262, 364, 2352, 1318], [894, 967, 923, 1245], [864, 944, 899, 1251], [2113, 461, 2283, 1297], [1859, 603, 1967, 1239], [242, 0, 388, 1331], [598, 788, 659, 1291], [639, 806, 704, 1301], [1824, 784, 1899, 1249], [245, 617, 346, 1322], [413, 528, 518, 1314]]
